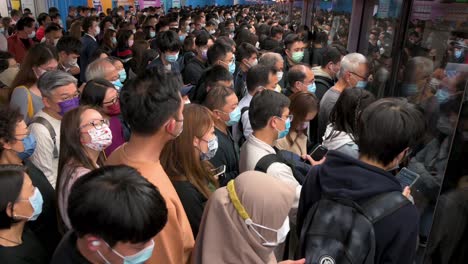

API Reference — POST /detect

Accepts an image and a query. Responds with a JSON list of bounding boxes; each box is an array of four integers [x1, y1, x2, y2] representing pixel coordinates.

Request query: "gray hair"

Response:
[[259, 52, 284, 69], [338, 52, 368, 79], [85, 58, 115, 81], [37, 70, 77, 97]]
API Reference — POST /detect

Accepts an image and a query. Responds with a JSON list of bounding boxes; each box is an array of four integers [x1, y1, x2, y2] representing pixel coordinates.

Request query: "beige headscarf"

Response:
[[193, 171, 295, 264]]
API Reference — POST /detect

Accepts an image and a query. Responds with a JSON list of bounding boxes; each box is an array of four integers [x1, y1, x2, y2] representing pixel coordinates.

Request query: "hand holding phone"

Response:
[[395, 167, 420, 188], [211, 165, 226, 180], [310, 145, 328, 161]]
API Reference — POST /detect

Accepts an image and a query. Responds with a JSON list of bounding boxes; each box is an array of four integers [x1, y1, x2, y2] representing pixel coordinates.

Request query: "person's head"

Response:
[[120, 69, 182, 140], [37, 70, 79, 119], [259, 52, 284, 80], [287, 65, 315, 94], [270, 25, 284, 41], [204, 65, 234, 92], [287, 91, 318, 140], [321, 47, 342, 79], [0, 106, 31, 162], [68, 165, 167, 263], [69, 21, 83, 40], [82, 16, 99, 36], [0, 165, 43, 229], [117, 29, 134, 49], [207, 43, 234, 73], [338, 53, 369, 89], [10, 9, 22, 21], [156, 30, 182, 63], [195, 31, 214, 61], [161, 104, 218, 198], [236, 42, 258, 71], [204, 86, 239, 127], [80, 79, 120, 116], [284, 34, 305, 64], [246, 65, 278, 94], [0, 51, 19, 88], [11, 44, 58, 88], [328, 88, 375, 142], [249, 90, 291, 140], [37, 12, 51, 27], [56, 36, 81, 67], [85, 58, 119, 84], [357, 98, 425, 169], [44, 23, 63, 46], [15, 17, 35, 37]]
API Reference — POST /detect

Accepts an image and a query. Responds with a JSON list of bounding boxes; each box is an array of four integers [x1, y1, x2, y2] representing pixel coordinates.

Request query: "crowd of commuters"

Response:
[[0, 3, 466, 264]]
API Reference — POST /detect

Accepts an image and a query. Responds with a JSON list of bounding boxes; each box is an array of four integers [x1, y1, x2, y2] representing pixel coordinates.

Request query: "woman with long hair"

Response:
[[128, 40, 149, 78], [276, 91, 319, 156], [9, 44, 58, 123], [115, 29, 134, 63], [56, 105, 111, 230], [100, 28, 117, 55], [161, 104, 219, 237], [68, 21, 82, 41]]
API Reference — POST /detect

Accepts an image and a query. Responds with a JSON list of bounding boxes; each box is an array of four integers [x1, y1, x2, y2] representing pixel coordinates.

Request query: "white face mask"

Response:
[[246, 216, 290, 247], [276, 71, 284, 82]]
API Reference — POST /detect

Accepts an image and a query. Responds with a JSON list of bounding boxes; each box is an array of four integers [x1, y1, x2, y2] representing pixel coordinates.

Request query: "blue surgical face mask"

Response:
[[307, 82, 316, 93], [228, 60, 236, 74], [18, 133, 37, 160], [113, 79, 123, 91], [355, 81, 367, 89], [119, 69, 127, 83], [165, 52, 179, 63], [435, 88, 450, 104], [179, 35, 186, 42], [199, 136, 218, 161], [98, 239, 155, 264], [225, 107, 241, 126], [276, 117, 291, 139], [149, 31, 156, 38], [454, 49, 463, 59], [16, 187, 43, 221]]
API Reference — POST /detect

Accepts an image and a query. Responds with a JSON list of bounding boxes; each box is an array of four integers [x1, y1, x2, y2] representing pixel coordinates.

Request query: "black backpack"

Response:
[[237, 106, 250, 147], [254, 147, 311, 185], [298, 191, 410, 264]]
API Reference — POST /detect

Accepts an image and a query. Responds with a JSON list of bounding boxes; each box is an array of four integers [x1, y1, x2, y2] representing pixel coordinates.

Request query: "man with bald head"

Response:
[[285, 64, 315, 97]]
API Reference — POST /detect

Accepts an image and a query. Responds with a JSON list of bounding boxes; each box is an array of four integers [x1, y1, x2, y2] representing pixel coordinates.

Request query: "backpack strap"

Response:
[[254, 154, 282, 173], [17, 86, 34, 119], [361, 191, 411, 224], [30, 117, 59, 159], [314, 77, 331, 88], [238, 106, 250, 136]]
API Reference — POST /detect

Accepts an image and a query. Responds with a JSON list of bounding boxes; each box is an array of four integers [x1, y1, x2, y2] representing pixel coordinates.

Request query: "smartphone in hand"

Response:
[[310, 145, 328, 161], [211, 165, 226, 180], [395, 167, 420, 188]]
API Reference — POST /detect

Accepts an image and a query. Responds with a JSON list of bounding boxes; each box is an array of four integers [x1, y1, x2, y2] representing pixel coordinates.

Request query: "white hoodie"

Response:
[[322, 124, 359, 159]]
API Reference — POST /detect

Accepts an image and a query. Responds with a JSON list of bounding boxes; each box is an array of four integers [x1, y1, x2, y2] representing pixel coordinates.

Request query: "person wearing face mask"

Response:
[[161, 104, 219, 237], [0, 165, 48, 264], [148, 30, 184, 74], [56, 106, 111, 231], [189, 65, 234, 105], [450, 41, 467, 64], [56, 36, 81, 77], [233, 42, 258, 100], [0, 51, 19, 103], [85, 58, 121, 90], [298, 98, 426, 264], [317, 53, 368, 143], [281, 34, 306, 91], [276, 92, 319, 157], [116, 30, 134, 64], [0, 107, 61, 260], [7, 17, 36, 64], [106, 71, 194, 264], [41, 23, 63, 47], [79, 17, 100, 82], [10, 44, 59, 124], [311, 47, 343, 100], [29, 71, 79, 188], [258, 52, 285, 93], [194, 171, 305, 264], [285, 65, 316, 97], [203, 86, 241, 187], [50, 165, 168, 264], [182, 31, 214, 86], [209, 42, 236, 75], [80, 79, 129, 157]]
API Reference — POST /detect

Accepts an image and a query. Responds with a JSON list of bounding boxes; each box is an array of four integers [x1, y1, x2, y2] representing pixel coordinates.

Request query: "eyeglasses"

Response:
[[78, 119, 109, 130], [350, 72, 369, 80], [103, 94, 119, 105], [63, 91, 80, 101], [276, 115, 293, 123]]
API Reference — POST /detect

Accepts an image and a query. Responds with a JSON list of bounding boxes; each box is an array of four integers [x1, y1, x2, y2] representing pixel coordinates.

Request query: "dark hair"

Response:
[[287, 91, 319, 145], [321, 47, 342, 68], [37, 13, 50, 26], [156, 30, 181, 53], [116, 29, 133, 50], [80, 79, 114, 108], [207, 42, 232, 65], [287, 65, 307, 88], [250, 90, 290, 130], [49, 7, 59, 17], [120, 69, 181, 135], [0, 165, 26, 229], [236, 42, 257, 62], [195, 31, 212, 47], [0, 106, 23, 156], [56, 36, 82, 55], [16, 17, 35, 31], [327, 88, 375, 143], [203, 85, 235, 111], [284, 34, 303, 50], [82, 16, 96, 33], [246, 65, 275, 93], [0, 51, 14, 73], [44, 23, 61, 34], [270, 25, 284, 37], [205, 65, 233, 89], [68, 165, 168, 246], [357, 98, 426, 166], [11, 44, 58, 88]]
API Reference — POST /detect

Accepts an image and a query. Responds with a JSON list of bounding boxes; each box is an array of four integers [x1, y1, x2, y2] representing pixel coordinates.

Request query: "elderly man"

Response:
[[85, 58, 120, 89], [285, 64, 315, 97], [29, 70, 79, 187], [258, 52, 285, 93]]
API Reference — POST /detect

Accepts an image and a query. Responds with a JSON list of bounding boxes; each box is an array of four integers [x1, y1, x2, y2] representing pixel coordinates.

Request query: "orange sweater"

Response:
[[106, 144, 194, 264]]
